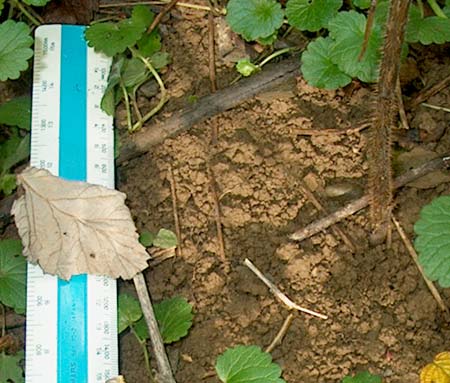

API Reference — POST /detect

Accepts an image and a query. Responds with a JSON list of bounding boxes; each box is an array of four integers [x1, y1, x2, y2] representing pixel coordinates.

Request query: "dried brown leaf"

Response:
[[11, 167, 149, 280]]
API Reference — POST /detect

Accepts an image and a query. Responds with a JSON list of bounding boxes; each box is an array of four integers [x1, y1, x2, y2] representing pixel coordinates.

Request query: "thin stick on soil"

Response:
[[290, 154, 450, 242], [409, 73, 450, 109], [421, 103, 450, 113], [396, 77, 410, 130], [244, 258, 328, 320], [265, 313, 295, 353], [117, 58, 299, 164], [300, 186, 356, 252], [133, 272, 177, 383], [207, 164, 226, 263], [168, 165, 183, 257], [208, 12, 218, 144], [147, 0, 179, 35], [391, 216, 450, 317]]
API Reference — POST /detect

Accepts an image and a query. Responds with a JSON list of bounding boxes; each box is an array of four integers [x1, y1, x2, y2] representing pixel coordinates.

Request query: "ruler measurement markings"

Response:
[[26, 25, 118, 383]]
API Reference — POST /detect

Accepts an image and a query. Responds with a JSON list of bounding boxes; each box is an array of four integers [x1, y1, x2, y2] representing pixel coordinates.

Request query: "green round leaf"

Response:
[[286, 0, 342, 32], [328, 11, 382, 83], [131, 5, 154, 28], [342, 371, 382, 383], [133, 316, 149, 341], [352, 0, 371, 9], [0, 96, 31, 130], [85, 7, 150, 57], [226, 0, 284, 41], [215, 345, 286, 383], [301, 37, 352, 89], [150, 52, 170, 70], [406, 5, 450, 45], [22, 0, 51, 5], [122, 58, 148, 88], [139, 230, 155, 247], [236, 59, 260, 77], [0, 20, 33, 81], [414, 195, 450, 288], [153, 228, 178, 249], [0, 351, 24, 383], [0, 239, 26, 314], [154, 296, 193, 343], [137, 30, 162, 57], [0, 174, 17, 196], [118, 293, 143, 333]]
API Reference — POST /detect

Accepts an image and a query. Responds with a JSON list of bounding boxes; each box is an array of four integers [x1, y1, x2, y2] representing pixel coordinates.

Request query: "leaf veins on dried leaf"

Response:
[[11, 167, 149, 280]]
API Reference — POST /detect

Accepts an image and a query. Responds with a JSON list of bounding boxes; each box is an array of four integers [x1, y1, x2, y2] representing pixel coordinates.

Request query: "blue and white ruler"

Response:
[[26, 25, 118, 383]]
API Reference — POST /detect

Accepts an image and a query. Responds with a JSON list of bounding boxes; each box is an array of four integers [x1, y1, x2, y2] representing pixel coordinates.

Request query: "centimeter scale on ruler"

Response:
[[26, 25, 118, 383]]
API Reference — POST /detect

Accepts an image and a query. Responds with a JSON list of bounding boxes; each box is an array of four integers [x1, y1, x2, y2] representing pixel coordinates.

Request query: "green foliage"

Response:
[[328, 11, 382, 83], [406, 5, 450, 45], [0, 20, 34, 81], [85, 5, 154, 57], [153, 228, 178, 249], [225, 0, 450, 89], [118, 293, 193, 343], [414, 196, 450, 288], [139, 230, 156, 247], [352, 0, 371, 9], [0, 97, 31, 131], [118, 293, 143, 334], [154, 296, 193, 343], [87, 5, 170, 130], [286, 0, 342, 32], [139, 228, 177, 248], [301, 36, 351, 89], [226, 0, 284, 42], [22, 0, 51, 5], [0, 129, 30, 195], [215, 345, 286, 383], [0, 239, 26, 314], [236, 58, 260, 77], [0, 351, 24, 383], [342, 371, 382, 383]]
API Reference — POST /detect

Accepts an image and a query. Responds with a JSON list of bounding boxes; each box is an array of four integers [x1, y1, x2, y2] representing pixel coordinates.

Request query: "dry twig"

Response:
[[265, 313, 295, 353], [244, 258, 328, 320], [168, 165, 182, 257], [147, 0, 179, 35], [208, 12, 218, 144], [291, 154, 450, 242], [300, 186, 356, 252], [133, 272, 177, 383], [409, 73, 450, 109], [391, 216, 449, 316], [207, 164, 226, 263]]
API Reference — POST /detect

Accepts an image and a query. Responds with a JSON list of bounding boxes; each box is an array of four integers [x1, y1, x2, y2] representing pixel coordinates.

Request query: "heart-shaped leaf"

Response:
[[12, 167, 149, 280], [118, 293, 143, 334], [0, 239, 26, 314], [154, 296, 193, 343], [215, 345, 285, 383]]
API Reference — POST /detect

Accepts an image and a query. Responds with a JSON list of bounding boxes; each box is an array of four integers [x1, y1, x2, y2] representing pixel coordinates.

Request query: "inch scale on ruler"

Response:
[[27, 25, 118, 383]]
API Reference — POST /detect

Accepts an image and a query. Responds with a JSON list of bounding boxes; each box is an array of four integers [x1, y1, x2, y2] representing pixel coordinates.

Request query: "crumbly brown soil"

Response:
[[2, 3, 450, 383], [114, 9, 450, 382]]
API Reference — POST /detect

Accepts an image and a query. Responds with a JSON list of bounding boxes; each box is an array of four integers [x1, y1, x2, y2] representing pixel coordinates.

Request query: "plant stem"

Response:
[[10, 0, 42, 26], [417, 0, 424, 17], [427, 0, 447, 18], [259, 47, 295, 68], [1, 304, 5, 337], [98, 1, 223, 13], [130, 326, 155, 383], [130, 48, 169, 132], [120, 82, 133, 132]]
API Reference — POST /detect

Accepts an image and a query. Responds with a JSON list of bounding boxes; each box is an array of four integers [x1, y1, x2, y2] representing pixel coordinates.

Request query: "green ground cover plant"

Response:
[[226, 0, 450, 89], [414, 195, 450, 288], [85, 5, 170, 132]]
